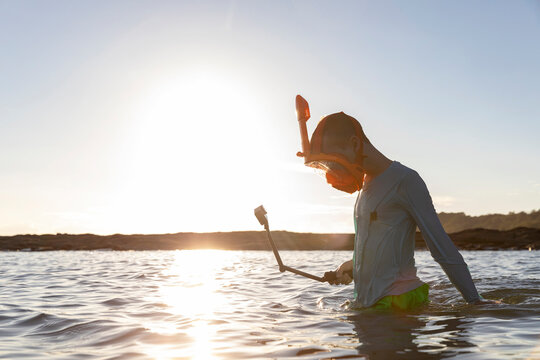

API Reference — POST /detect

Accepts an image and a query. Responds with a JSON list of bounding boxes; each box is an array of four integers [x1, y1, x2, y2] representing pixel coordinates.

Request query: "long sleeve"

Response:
[[399, 170, 481, 303]]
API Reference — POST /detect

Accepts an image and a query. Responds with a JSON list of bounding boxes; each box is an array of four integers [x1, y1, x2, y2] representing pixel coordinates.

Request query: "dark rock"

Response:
[[0, 227, 538, 251]]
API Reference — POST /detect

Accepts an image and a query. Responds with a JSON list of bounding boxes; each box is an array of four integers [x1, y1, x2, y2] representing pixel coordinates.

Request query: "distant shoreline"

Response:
[[0, 227, 538, 251]]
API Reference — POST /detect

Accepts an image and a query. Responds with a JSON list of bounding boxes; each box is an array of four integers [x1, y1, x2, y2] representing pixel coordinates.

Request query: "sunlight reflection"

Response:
[[144, 250, 238, 359], [188, 320, 217, 360]]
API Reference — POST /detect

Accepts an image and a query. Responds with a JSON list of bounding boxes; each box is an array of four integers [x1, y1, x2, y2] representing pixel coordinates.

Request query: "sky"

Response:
[[1, 1, 539, 235]]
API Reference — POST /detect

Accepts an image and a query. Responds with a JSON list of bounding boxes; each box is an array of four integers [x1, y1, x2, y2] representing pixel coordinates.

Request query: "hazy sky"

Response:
[[1, 1, 539, 235]]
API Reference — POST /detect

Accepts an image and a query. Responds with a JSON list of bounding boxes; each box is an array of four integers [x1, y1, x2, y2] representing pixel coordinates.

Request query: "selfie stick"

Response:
[[255, 205, 338, 283]]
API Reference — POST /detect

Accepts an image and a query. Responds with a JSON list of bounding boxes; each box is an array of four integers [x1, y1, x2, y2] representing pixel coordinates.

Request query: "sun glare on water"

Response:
[[143, 250, 238, 359]]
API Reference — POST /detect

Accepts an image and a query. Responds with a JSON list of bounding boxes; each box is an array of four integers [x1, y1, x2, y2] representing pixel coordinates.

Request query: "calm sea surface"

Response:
[[0, 250, 538, 359]]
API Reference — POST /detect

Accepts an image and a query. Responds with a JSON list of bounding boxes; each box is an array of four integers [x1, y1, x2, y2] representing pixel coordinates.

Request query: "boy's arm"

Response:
[[399, 171, 482, 304]]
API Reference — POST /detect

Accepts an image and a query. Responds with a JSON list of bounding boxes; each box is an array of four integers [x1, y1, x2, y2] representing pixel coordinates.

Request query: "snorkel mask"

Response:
[[295, 95, 366, 193]]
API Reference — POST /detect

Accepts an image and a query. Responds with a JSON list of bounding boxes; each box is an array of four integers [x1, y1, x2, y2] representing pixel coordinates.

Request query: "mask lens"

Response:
[[324, 162, 351, 183], [307, 160, 359, 193], [307, 160, 342, 176]]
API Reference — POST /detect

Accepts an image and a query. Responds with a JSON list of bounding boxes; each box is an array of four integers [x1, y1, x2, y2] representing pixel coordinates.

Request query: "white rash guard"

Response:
[[352, 161, 481, 308]]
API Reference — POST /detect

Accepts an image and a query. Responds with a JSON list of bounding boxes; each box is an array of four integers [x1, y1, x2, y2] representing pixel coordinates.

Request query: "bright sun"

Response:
[[110, 68, 278, 234]]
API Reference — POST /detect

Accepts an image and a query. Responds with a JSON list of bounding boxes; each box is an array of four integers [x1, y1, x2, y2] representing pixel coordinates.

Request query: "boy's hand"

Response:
[[325, 260, 353, 285]]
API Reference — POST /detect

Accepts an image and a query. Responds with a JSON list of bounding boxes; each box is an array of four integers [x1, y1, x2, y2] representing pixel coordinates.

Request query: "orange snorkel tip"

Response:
[[296, 95, 311, 158], [295, 95, 310, 122]]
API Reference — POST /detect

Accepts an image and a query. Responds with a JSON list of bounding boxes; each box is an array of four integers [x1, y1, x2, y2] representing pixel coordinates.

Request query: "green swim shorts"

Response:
[[372, 283, 430, 310]]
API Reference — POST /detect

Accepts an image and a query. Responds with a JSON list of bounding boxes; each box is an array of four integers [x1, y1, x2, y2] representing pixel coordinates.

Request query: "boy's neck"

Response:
[[362, 149, 393, 183]]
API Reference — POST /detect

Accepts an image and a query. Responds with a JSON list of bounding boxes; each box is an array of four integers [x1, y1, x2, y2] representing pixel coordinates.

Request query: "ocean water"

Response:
[[0, 250, 538, 360]]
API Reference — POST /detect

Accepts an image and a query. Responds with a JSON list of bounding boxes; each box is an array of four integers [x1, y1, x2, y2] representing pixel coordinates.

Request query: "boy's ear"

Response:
[[350, 135, 362, 153]]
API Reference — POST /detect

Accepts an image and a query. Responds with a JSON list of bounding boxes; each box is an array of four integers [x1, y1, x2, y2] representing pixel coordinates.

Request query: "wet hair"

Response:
[[311, 112, 369, 154]]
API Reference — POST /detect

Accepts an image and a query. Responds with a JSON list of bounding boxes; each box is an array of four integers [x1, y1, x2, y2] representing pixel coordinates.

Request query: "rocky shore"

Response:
[[0, 227, 538, 251]]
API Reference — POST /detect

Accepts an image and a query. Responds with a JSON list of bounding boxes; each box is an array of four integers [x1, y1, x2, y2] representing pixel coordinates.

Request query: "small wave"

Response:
[[130, 310, 172, 318], [296, 346, 330, 356], [103, 351, 148, 360], [285, 308, 317, 316], [482, 287, 540, 305], [33, 319, 114, 338], [88, 327, 146, 347], [15, 312, 56, 327], [101, 297, 132, 307]]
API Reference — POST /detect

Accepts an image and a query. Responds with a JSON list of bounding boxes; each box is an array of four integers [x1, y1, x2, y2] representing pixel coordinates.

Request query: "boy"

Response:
[[295, 96, 495, 309]]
